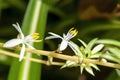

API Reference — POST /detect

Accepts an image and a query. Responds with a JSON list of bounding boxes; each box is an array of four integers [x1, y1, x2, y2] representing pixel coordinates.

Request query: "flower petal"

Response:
[[45, 36, 59, 40], [59, 40, 68, 51], [3, 39, 22, 48], [68, 41, 83, 56], [64, 32, 73, 40], [19, 44, 25, 61], [65, 28, 78, 40], [48, 32, 63, 39], [12, 23, 24, 39], [63, 33, 66, 38], [25, 43, 35, 49], [24, 35, 34, 42]]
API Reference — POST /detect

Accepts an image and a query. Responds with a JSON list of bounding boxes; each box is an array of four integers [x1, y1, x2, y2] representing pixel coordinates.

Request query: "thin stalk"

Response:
[[0, 43, 120, 69], [0, 49, 64, 66]]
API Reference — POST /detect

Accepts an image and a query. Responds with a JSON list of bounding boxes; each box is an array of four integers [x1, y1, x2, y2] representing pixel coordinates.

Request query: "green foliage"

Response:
[[0, 0, 120, 80], [61, 38, 104, 75], [61, 38, 120, 76]]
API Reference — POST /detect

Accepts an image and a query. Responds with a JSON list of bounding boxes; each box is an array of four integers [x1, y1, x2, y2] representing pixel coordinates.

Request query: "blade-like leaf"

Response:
[[108, 47, 120, 59], [96, 39, 120, 47], [92, 44, 104, 54], [87, 38, 98, 50], [80, 64, 85, 74], [90, 64, 100, 71], [78, 39, 87, 47], [80, 66, 85, 74], [85, 66, 94, 76], [8, 0, 48, 80], [85, 38, 98, 57], [116, 69, 120, 77], [61, 60, 77, 69], [90, 52, 102, 58], [101, 52, 120, 63]]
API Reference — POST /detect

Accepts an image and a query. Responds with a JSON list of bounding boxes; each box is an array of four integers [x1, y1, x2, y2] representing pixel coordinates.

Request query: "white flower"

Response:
[[45, 28, 78, 51], [3, 23, 40, 61]]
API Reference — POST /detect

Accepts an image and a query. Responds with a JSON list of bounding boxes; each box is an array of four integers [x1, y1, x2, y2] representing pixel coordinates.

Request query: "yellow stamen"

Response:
[[34, 40, 42, 42], [69, 28, 78, 37], [32, 33, 39, 39]]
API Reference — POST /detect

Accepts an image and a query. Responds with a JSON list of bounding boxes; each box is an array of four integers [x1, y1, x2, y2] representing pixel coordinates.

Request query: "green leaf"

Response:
[[79, 46, 86, 57], [85, 65, 94, 76], [78, 39, 87, 47], [90, 52, 102, 58], [85, 38, 98, 57], [92, 44, 104, 54], [87, 38, 98, 50], [90, 64, 100, 71], [96, 39, 120, 47], [108, 47, 120, 59], [61, 60, 77, 69], [8, 0, 48, 80], [80, 64, 85, 74], [101, 52, 120, 63], [116, 69, 120, 77]]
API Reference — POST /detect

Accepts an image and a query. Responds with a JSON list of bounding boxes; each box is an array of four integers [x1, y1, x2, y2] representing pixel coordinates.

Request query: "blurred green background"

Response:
[[0, 0, 120, 80]]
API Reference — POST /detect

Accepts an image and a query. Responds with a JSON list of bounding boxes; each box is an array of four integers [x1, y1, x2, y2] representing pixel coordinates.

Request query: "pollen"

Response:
[[69, 28, 78, 37], [32, 33, 39, 39]]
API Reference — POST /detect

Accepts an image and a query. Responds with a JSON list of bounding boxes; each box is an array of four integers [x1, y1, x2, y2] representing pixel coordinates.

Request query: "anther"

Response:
[[32, 33, 39, 39], [69, 28, 78, 37]]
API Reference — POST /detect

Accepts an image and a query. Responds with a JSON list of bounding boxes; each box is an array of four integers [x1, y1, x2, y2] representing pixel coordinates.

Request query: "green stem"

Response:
[[8, 0, 48, 80]]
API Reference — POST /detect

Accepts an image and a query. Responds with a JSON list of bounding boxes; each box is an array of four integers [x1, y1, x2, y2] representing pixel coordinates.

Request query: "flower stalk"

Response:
[[0, 49, 64, 66], [0, 42, 120, 69]]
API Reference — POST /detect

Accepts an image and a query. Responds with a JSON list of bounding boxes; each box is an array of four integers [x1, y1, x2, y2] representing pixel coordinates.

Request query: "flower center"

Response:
[[69, 28, 78, 37], [17, 34, 21, 38], [32, 33, 39, 39]]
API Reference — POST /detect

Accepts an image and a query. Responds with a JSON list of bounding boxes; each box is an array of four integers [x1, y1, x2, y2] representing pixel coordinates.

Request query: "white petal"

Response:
[[92, 44, 104, 54], [25, 43, 35, 49], [24, 35, 34, 42], [59, 40, 68, 51], [63, 33, 73, 41], [19, 44, 25, 61], [64, 32, 73, 40], [45, 36, 59, 40], [12, 23, 24, 39], [63, 33, 66, 38], [3, 39, 22, 47], [48, 32, 63, 39], [68, 41, 82, 56]]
